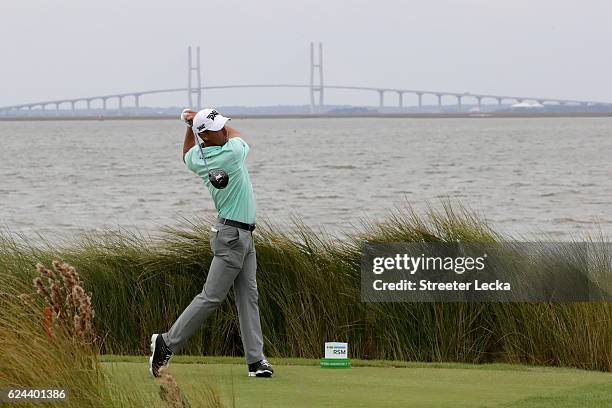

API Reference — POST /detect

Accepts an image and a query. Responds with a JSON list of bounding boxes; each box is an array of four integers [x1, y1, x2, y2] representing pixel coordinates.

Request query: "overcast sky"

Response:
[[1, 0, 610, 108]]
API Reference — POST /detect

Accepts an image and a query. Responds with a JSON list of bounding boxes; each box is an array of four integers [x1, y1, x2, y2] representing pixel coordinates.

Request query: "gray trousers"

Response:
[[162, 222, 265, 364]]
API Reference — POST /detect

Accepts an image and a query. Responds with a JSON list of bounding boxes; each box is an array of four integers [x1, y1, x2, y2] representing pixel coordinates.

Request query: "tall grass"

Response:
[[0, 271, 141, 407], [0, 262, 226, 408], [1, 204, 610, 371]]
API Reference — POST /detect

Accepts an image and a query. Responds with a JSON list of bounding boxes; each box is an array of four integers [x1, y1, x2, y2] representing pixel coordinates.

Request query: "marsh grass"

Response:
[[0, 261, 226, 407], [0, 272, 138, 407], [1, 203, 610, 372]]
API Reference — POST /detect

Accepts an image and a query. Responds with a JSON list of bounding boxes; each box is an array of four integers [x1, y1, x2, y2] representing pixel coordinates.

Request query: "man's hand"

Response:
[[181, 108, 197, 126]]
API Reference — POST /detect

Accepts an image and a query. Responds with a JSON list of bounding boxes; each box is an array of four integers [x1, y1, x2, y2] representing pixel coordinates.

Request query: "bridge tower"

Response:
[[310, 42, 324, 113], [187, 46, 202, 109]]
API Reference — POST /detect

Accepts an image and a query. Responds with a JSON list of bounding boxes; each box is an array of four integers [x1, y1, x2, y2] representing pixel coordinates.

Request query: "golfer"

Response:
[[149, 108, 273, 378]]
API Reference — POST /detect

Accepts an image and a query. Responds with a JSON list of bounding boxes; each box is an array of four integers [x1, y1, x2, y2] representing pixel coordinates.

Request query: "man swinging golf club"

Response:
[[149, 108, 273, 378]]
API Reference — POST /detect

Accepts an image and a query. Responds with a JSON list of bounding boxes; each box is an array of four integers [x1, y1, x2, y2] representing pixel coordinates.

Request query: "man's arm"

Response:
[[223, 125, 250, 164], [180, 109, 198, 163], [182, 126, 196, 163], [225, 125, 242, 139]]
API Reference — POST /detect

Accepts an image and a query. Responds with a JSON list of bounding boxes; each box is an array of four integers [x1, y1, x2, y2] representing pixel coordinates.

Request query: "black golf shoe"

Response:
[[248, 359, 274, 377], [149, 333, 173, 377]]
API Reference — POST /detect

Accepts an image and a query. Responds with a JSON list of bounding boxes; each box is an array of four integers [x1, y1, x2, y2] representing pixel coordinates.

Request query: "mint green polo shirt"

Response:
[[184, 137, 256, 224]]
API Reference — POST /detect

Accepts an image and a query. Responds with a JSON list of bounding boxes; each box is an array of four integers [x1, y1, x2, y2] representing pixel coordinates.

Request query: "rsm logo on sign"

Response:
[[324, 342, 348, 359]]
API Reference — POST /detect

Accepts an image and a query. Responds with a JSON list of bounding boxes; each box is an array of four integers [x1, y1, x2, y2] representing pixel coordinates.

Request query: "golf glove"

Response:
[[180, 108, 193, 125]]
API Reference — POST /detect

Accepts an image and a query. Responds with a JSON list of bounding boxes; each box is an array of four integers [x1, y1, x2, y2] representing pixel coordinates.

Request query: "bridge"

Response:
[[1, 43, 610, 116]]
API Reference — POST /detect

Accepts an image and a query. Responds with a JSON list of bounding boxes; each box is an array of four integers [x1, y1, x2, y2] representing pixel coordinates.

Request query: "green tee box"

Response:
[[320, 358, 351, 368]]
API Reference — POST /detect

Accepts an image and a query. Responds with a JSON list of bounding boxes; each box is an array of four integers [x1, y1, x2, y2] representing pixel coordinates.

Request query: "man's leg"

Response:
[[233, 231, 265, 364], [163, 247, 243, 353]]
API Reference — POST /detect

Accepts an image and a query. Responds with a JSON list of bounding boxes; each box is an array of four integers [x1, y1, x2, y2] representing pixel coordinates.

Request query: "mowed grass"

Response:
[[101, 356, 612, 408]]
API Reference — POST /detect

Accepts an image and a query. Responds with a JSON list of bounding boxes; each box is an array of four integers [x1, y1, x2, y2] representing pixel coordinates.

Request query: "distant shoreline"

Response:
[[2, 112, 612, 121]]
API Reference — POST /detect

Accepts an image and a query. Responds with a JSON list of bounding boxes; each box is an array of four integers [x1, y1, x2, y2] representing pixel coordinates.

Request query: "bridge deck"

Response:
[[1, 84, 610, 111]]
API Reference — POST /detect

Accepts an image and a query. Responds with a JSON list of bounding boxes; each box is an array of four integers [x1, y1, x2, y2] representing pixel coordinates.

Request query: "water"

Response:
[[1, 117, 611, 241]]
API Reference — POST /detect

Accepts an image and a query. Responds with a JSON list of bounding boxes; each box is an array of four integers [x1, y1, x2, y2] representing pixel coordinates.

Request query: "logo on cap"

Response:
[[207, 110, 219, 121]]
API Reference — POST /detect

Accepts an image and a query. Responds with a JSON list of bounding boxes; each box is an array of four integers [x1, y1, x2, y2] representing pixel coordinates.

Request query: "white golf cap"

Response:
[[192, 108, 230, 133]]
